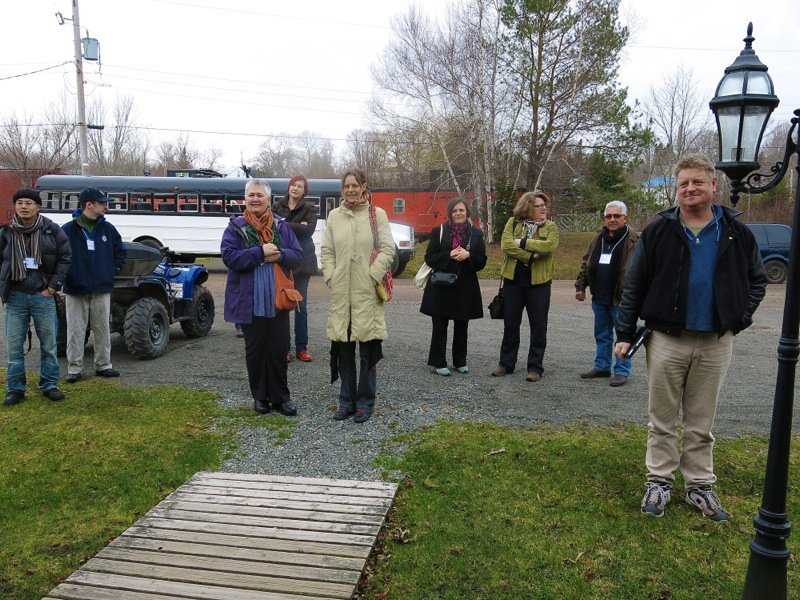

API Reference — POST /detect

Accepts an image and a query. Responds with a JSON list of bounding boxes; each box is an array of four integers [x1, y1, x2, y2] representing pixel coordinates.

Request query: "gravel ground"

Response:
[[2, 272, 793, 482]]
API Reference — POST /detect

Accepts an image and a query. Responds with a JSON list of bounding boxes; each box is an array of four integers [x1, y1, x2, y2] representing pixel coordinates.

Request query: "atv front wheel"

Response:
[[180, 285, 215, 338], [124, 297, 169, 359]]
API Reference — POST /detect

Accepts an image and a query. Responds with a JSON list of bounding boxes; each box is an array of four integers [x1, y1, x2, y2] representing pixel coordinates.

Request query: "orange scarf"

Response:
[[244, 208, 274, 244]]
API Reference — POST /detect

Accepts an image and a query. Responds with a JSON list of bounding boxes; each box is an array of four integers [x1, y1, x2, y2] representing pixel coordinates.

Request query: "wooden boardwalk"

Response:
[[44, 472, 398, 600]]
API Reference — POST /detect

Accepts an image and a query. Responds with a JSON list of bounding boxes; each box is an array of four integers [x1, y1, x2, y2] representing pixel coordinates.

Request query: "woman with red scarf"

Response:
[[221, 179, 303, 415], [419, 197, 487, 376]]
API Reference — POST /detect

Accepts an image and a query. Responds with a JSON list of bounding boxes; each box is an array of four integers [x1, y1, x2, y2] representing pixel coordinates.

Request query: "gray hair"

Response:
[[605, 200, 628, 215], [245, 178, 272, 197]]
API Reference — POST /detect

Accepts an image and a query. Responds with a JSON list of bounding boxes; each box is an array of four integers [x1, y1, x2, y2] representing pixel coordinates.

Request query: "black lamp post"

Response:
[[709, 23, 800, 599]]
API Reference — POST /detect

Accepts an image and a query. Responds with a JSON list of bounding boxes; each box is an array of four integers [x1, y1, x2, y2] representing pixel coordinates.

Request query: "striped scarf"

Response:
[[9, 214, 45, 281], [243, 208, 280, 248]]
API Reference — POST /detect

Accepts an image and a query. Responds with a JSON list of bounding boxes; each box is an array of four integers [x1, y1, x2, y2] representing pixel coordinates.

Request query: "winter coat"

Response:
[[575, 225, 640, 305], [499, 217, 559, 284], [221, 214, 303, 325], [272, 196, 318, 275], [321, 202, 395, 342], [419, 223, 487, 320], [615, 205, 767, 342], [0, 216, 72, 302], [62, 215, 126, 295]]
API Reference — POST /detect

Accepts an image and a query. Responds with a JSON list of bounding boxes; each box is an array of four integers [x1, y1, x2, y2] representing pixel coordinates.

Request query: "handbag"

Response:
[[414, 226, 444, 291], [488, 280, 505, 319], [414, 263, 433, 290], [273, 263, 304, 311], [431, 271, 458, 286], [368, 204, 393, 302]]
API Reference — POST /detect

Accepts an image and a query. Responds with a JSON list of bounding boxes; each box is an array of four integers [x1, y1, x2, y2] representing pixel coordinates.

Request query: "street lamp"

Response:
[[709, 23, 800, 599]]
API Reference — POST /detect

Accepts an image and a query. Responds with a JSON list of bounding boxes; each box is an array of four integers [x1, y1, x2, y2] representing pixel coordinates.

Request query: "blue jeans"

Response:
[[292, 272, 311, 352], [591, 300, 631, 376], [5, 290, 60, 393]]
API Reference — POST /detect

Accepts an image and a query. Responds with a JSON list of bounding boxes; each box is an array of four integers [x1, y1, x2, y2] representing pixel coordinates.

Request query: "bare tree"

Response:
[[644, 66, 713, 204]]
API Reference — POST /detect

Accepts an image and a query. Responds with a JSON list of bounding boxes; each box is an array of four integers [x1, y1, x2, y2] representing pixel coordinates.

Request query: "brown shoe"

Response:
[[491, 366, 508, 377], [581, 368, 611, 379], [525, 371, 541, 382], [609, 375, 628, 387]]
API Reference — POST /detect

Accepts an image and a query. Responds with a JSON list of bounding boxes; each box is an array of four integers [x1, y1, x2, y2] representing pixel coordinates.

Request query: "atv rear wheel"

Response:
[[180, 285, 215, 338], [124, 297, 169, 359]]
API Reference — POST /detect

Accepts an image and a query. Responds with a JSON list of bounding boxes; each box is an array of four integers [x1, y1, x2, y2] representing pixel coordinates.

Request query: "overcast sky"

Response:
[[2, 0, 798, 172]]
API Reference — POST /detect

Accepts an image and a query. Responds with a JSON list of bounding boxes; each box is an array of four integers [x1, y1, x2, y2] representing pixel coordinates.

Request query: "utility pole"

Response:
[[71, 0, 89, 175]]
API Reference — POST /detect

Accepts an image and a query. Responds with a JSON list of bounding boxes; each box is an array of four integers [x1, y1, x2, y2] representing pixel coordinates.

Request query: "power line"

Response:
[[0, 61, 72, 81]]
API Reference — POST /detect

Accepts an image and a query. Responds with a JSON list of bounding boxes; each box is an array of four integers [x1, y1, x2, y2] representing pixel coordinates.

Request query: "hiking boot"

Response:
[[686, 486, 730, 522], [641, 480, 671, 517], [42, 388, 65, 401], [333, 404, 355, 421], [353, 409, 371, 423], [3, 391, 25, 406]]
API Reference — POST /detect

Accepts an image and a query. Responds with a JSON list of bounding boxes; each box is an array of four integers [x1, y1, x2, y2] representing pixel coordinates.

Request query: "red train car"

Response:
[[371, 187, 484, 238]]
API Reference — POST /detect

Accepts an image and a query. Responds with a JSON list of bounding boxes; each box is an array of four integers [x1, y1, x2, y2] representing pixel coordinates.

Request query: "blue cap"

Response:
[[79, 187, 109, 204]]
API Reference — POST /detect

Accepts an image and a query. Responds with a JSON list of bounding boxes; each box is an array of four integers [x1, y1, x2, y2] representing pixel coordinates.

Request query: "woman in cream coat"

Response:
[[321, 169, 395, 423]]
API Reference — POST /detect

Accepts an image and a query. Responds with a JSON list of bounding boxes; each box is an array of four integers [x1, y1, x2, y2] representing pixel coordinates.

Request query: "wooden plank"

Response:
[[185, 478, 395, 500], [65, 571, 327, 599], [168, 492, 388, 517], [47, 473, 399, 600], [80, 557, 354, 599], [146, 506, 381, 535], [44, 583, 185, 599], [110, 535, 365, 571], [193, 472, 397, 492], [97, 546, 360, 584], [121, 525, 370, 559], [177, 485, 394, 509], [136, 516, 376, 549]]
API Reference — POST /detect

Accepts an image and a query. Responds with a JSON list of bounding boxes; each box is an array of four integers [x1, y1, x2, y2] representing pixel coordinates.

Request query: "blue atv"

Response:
[[57, 242, 215, 360]]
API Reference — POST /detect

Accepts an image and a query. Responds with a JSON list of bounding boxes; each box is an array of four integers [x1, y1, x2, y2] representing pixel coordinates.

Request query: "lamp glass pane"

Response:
[[717, 71, 745, 96], [745, 71, 772, 94], [717, 107, 743, 162], [740, 105, 769, 163]]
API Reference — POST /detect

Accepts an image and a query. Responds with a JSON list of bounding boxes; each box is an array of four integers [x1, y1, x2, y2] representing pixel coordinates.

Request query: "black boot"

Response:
[[254, 399, 270, 414]]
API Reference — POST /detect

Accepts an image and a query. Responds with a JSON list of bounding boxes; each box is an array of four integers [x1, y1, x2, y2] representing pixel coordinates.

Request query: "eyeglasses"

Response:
[[604, 214, 624, 219]]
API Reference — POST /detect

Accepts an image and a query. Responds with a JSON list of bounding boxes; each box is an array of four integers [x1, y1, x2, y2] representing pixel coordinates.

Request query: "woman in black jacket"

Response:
[[419, 197, 487, 375], [272, 175, 318, 362]]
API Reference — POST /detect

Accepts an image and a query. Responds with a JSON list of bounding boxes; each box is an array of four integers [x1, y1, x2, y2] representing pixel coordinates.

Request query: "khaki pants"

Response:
[[644, 330, 733, 489], [65, 293, 112, 375]]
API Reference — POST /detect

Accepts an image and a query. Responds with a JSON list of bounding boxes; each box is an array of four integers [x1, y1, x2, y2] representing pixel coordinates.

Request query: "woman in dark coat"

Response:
[[272, 174, 318, 362], [420, 197, 487, 375]]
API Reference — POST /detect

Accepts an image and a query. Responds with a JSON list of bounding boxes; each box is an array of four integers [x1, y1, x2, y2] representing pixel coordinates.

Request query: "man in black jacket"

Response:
[[0, 189, 72, 405], [615, 153, 767, 522]]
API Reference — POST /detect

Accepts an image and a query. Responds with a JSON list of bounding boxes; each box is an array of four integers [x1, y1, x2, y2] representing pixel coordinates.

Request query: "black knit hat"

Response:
[[12, 189, 42, 205]]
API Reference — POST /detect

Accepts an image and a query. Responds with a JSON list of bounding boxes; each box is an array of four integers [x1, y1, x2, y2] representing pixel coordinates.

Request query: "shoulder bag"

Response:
[[368, 204, 393, 302], [273, 263, 303, 311]]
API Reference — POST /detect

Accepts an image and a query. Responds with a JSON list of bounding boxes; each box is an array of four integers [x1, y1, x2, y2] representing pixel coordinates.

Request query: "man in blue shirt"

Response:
[[62, 188, 127, 383], [615, 154, 767, 522]]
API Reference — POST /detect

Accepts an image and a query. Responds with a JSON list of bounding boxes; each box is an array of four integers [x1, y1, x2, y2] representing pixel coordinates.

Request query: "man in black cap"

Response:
[[62, 188, 127, 382], [0, 189, 72, 405]]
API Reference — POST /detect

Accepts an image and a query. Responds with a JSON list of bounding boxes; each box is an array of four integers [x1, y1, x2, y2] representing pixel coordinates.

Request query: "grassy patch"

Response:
[[369, 421, 800, 599], [0, 378, 230, 600], [401, 232, 595, 280]]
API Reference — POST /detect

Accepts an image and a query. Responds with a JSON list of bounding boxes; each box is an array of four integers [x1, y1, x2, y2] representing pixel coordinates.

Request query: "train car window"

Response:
[[41, 191, 60, 210], [130, 193, 153, 211], [178, 194, 199, 213], [393, 197, 406, 214], [107, 193, 127, 211], [64, 193, 80, 212], [201, 194, 225, 213]]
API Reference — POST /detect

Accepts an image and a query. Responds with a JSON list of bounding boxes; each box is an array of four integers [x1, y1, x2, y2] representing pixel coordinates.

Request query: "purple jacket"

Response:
[[221, 215, 303, 325]]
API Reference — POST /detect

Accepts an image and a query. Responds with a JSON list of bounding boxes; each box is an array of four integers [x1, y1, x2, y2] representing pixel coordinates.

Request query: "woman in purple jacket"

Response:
[[221, 179, 303, 416]]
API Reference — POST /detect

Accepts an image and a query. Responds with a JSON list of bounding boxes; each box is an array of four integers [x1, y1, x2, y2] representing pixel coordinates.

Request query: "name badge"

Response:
[[24, 257, 38, 269], [87, 239, 95, 251], [599, 253, 612, 265]]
